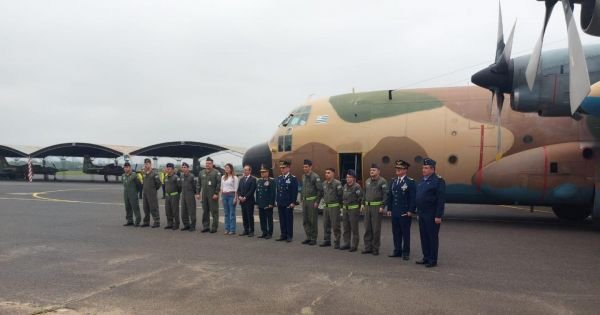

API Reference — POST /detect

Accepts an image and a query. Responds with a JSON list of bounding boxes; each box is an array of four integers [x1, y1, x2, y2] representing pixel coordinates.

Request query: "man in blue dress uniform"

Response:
[[386, 160, 416, 260], [415, 158, 445, 268], [276, 160, 298, 243]]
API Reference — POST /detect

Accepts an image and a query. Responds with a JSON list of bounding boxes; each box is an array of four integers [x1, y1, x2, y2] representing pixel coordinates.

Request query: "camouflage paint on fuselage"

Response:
[[267, 86, 598, 208]]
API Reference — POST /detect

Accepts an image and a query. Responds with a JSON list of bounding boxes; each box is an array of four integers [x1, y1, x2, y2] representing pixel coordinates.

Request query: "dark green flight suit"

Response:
[[363, 176, 388, 254], [180, 173, 197, 229], [164, 173, 181, 229], [142, 170, 162, 226], [197, 168, 221, 232], [322, 179, 343, 247], [342, 182, 363, 250], [122, 171, 142, 225], [301, 171, 323, 242]]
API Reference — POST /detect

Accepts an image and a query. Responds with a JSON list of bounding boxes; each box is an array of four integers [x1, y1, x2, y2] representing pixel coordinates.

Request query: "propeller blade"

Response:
[[493, 20, 517, 73], [495, 1, 505, 63], [561, 0, 592, 114], [488, 90, 496, 118], [495, 92, 505, 161], [525, 0, 557, 90], [503, 21, 516, 63]]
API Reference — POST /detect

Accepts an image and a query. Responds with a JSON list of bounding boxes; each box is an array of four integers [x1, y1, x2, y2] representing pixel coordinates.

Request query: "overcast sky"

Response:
[[2, 0, 600, 149]]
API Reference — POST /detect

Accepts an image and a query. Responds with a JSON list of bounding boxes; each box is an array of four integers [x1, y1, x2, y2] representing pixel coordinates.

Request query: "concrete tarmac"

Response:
[[0, 181, 599, 315]]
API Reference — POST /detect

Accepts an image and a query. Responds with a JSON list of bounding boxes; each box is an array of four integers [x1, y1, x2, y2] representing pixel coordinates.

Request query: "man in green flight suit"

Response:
[[164, 163, 181, 230], [122, 162, 142, 226], [301, 159, 323, 246], [196, 157, 221, 233], [141, 158, 162, 228], [320, 168, 344, 248], [362, 163, 388, 256], [180, 162, 197, 231]]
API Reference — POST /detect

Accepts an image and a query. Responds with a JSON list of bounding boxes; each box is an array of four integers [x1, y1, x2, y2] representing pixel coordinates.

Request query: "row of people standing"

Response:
[[272, 158, 445, 268], [121, 156, 445, 268]]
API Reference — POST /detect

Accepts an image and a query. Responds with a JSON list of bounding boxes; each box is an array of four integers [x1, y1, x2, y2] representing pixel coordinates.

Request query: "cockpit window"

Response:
[[280, 105, 311, 127]]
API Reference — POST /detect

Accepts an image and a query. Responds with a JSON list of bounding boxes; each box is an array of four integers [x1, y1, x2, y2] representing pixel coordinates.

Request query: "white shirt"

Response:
[[221, 175, 239, 193]]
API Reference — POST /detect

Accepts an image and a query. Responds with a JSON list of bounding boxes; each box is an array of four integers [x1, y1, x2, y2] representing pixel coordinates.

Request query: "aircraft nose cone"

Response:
[[242, 142, 272, 176]]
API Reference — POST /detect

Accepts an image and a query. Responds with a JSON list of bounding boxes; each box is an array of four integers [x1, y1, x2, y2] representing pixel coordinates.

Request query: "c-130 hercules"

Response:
[[243, 0, 600, 224]]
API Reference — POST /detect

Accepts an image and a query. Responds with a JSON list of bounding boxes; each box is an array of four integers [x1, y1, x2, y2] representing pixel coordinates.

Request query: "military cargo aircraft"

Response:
[[83, 155, 124, 182], [243, 1, 600, 224], [0, 156, 58, 180]]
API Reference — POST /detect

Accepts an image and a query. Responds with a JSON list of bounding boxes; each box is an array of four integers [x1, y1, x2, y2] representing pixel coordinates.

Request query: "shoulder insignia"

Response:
[[436, 175, 443, 179]]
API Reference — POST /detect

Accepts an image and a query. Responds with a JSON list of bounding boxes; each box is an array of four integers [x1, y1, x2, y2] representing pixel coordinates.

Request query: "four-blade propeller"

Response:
[[471, 3, 516, 160]]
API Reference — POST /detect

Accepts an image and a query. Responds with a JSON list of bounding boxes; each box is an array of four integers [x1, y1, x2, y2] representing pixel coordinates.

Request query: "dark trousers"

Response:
[[259, 207, 274, 236], [142, 190, 160, 224], [180, 193, 196, 227], [278, 206, 294, 240], [392, 215, 412, 255], [363, 205, 382, 251], [124, 191, 141, 224], [165, 195, 180, 228], [241, 200, 255, 233], [419, 215, 440, 263]]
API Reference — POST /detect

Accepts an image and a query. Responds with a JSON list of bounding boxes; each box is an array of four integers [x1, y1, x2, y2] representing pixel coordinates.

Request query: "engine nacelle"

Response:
[[581, 0, 600, 36], [509, 54, 573, 116]]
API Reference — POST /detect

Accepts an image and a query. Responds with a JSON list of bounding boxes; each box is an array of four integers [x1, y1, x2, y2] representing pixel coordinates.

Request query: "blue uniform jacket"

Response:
[[415, 173, 446, 218], [387, 176, 416, 217], [276, 174, 298, 207]]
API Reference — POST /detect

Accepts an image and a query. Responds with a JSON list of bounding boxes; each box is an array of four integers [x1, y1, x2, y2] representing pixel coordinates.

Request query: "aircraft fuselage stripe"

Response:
[[543, 145, 548, 200], [477, 124, 484, 192]]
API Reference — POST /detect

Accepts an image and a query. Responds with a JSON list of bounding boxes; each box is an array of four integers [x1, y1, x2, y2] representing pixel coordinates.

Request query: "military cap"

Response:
[[423, 158, 436, 167], [303, 159, 312, 166], [123, 162, 131, 167], [347, 169, 357, 178], [260, 164, 270, 172], [279, 160, 291, 167], [181, 162, 189, 167], [394, 160, 410, 168], [370, 163, 379, 169], [144, 158, 152, 163], [166, 162, 174, 168], [206, 157, 214, 162]]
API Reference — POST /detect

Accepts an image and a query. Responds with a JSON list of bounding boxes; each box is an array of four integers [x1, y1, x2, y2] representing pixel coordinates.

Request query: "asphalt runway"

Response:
[[0, 181, 599, 315]]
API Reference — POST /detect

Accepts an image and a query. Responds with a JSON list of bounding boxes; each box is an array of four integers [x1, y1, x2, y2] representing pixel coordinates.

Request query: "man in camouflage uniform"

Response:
[[320, 168, 343, 248], [340, 169, 362, 252], [180, 162, 197, 231], [196, 157, 221, 233], [141, 158, 162, 228], [362, 163, 388, 256], [301, 159, 323, 246], [164, 163, 181, 230], [122, 162, 142, 226]]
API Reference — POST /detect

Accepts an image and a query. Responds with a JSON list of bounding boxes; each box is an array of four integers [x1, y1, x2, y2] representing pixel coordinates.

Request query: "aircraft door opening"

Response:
[[339, 153, 362, 185]]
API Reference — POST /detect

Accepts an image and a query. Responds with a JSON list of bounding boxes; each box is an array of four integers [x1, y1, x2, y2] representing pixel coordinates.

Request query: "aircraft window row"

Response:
[[277, 135, 292, 152]]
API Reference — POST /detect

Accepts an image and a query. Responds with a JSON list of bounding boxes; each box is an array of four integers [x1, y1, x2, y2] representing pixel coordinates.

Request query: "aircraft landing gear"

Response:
[[104, 174, 108, 182], [551, 205, 592, 221]]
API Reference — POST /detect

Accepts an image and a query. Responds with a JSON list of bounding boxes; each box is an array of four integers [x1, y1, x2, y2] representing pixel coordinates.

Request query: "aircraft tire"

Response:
[[551, 205, 592, 221]]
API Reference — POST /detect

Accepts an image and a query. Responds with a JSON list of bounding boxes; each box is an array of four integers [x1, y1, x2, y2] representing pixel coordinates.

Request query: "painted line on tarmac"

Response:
[[499, 205, 553, 214], [30, 188, 124, 206]]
